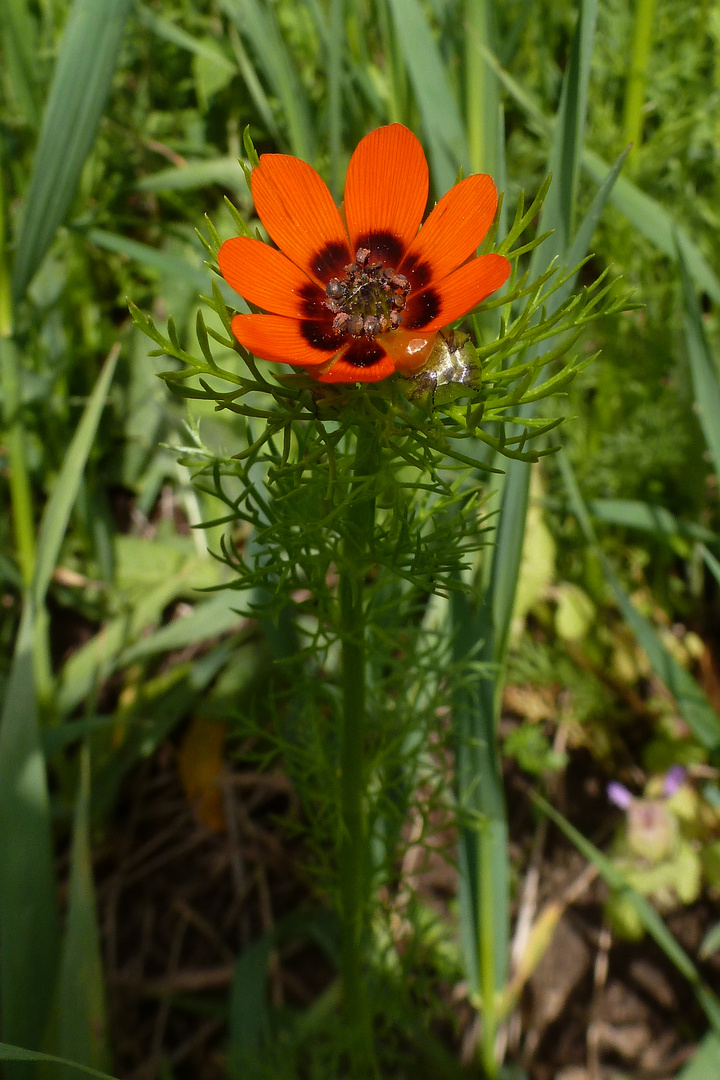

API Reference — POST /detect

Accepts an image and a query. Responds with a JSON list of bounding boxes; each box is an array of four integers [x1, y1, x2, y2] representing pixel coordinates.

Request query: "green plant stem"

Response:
[[0, 166, 35, 588], [338, 421, 378, 1073], [466, 0, 499, 177], [622, 0, 658, 165]]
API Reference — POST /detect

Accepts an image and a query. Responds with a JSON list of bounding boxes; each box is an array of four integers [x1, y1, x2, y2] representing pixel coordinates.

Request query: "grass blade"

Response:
[[559, 450, 720, 751], [12, 0, 133, 301], [219, 0, 313, 160], [0, 1045, 118, 1080], [0, 347, 119, 1056], [465, 0, 500, 177], [531, 0, 598, 274], [677, 235, 720, 481], [589, 498, 716, 544], [0, 0, 39, 126], [386, 0, 468, 194], [476, 42, 720, 304], [46, 746, 108, 1077]]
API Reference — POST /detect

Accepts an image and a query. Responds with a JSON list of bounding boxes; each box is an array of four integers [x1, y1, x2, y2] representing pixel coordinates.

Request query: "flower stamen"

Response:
[[325, 248, 411, 341]]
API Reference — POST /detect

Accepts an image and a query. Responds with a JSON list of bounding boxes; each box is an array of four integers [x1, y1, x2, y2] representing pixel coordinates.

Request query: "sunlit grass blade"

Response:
[[451, 5, 602, 1069], [386, 0, 468, 194], [531, 0, 598, 273], [219, 0, 313, 160], [0, 346, 118, 1060], [559, 450, 720, 751], [0, 0, 39, 126], [590, 498, 716, 544], [533, 790, 720, 1033], [621, 0, 658, 166], [135, 158, 248, 193], [677, 237, 720, 481], [12, 0, 133, 301], [0, 1045, 118, 1080], [45, 746, 108, 1078], [465, 0, 500, 177]]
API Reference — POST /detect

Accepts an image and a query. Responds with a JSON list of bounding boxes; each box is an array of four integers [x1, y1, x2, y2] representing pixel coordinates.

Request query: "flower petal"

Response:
[[404, 253, 510, 331], [251, 154, 351, 284], [400, 173, 498, 287], [379, 329, 437, 372], [316, 339, 394, 383], [218, 237, 327, 318], [344, 124, 429, 268], [231, 313, 341, 367]]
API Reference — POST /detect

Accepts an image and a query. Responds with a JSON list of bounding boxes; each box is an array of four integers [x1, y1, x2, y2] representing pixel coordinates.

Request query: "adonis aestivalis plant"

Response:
[[132, 123, 626, 1072]]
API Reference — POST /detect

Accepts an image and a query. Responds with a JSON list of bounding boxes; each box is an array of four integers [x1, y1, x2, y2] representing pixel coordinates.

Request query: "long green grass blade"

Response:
[[0, 347, 118, 1056], [559, 450, 720, 751], [0, 1045, 118, 1080], [465, 0, 500, 177], [135, 159, 247, 193], [12, 0, 133, 301], [451, 8, 602, 1068], [386, 0, 468, 194], [531, 0, 598, 273], [219, 0, 313, 160], [677, 237, 720, 481], [46, 746, 108, 1077], [590, 498, 716, 544]]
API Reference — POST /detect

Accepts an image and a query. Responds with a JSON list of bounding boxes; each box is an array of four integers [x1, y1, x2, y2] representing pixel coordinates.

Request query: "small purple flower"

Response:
[[663, 765, 686, 797], [607, 781, 633, 810]]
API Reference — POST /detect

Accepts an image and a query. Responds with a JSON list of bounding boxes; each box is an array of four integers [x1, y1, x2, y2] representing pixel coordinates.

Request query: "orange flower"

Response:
[[218, 124, 510, 384]]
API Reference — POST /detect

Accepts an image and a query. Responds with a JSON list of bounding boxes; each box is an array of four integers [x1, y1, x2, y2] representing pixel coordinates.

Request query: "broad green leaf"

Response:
[[228, 935, 273, 1080], [45, 747, 108, 1078], [0, 347, 117, 1057], [12, 0, 133, 301], [387, 0, 468, 195], [675, 1035, 720, 1080], [677, 236, 720, 481], [559, 450, 720, 752]]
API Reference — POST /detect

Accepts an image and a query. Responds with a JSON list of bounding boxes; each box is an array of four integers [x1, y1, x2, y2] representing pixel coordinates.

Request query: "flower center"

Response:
[[324, 248, 411, 341]]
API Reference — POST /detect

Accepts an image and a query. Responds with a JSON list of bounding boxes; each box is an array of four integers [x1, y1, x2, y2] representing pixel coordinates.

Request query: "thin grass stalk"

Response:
[[0, 166, 35, 587], [621, 0, 657, 166], [338, 422, 378, 1074], [327, 0, 345, 200], [465, 0, 499, 177]]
